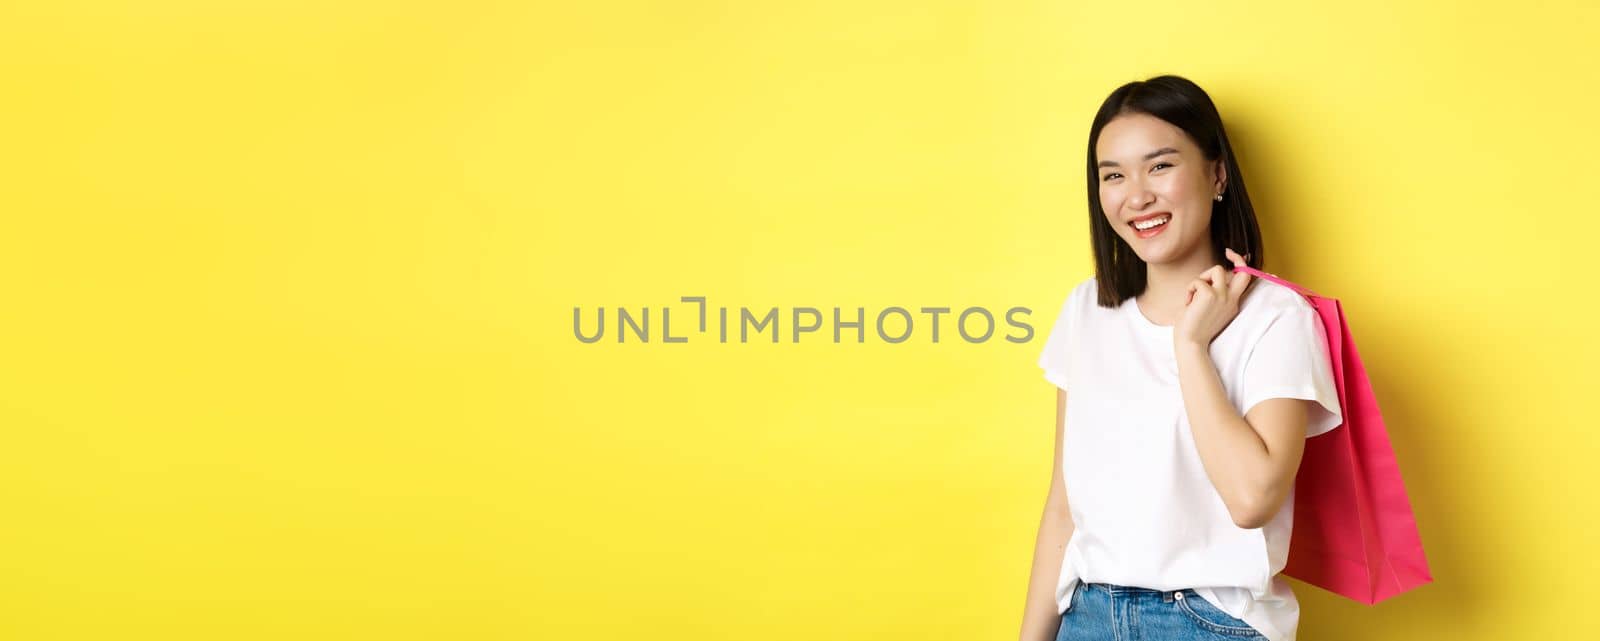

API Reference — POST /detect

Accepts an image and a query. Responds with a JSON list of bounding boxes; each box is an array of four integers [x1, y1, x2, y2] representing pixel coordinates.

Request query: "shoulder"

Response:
[[1072, 276, 1098, 301], [1049, 276, 1098, 312], [1070, 276, 1102, 315], [1242, 277, 1314, 320]]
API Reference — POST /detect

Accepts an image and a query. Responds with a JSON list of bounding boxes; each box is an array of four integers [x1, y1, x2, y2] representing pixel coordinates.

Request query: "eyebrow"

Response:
[[1097, 147, 1180, 169]]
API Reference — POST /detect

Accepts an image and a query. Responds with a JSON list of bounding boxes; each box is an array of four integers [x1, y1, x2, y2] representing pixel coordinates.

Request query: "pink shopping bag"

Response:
[[1232, 265, 1434, 605]]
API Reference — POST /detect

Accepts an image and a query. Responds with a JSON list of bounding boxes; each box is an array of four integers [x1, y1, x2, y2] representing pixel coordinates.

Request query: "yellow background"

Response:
[[3, 1, 1596, 639]]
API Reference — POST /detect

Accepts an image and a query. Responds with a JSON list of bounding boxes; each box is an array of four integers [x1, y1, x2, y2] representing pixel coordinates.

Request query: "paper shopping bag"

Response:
[[1233, 265, 1434, 605]]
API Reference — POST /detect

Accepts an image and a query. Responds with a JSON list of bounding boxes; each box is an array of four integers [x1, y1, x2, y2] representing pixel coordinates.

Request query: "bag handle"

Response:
[[1231, 264, 1322, 298]]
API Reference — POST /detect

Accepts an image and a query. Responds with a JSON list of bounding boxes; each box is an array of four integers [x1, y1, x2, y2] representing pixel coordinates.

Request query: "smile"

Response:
[[1129, 213, 1170, 238]]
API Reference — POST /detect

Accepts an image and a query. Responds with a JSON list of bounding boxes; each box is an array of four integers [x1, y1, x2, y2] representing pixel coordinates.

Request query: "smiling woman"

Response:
[[1018, 76, 1346, 641], [1087, 87, 1264, 316]]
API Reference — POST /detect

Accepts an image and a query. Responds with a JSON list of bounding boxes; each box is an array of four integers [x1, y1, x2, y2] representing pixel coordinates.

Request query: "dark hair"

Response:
[[1086, 75, 1263, 308]]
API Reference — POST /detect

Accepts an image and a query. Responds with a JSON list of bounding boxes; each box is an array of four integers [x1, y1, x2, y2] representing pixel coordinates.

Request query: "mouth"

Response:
[[1127, 212, 1171, 239]]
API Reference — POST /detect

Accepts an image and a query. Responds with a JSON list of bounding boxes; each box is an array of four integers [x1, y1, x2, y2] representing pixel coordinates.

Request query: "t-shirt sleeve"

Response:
[[1036, 286, 1079, 391], [1239, 305, 1344, 438]]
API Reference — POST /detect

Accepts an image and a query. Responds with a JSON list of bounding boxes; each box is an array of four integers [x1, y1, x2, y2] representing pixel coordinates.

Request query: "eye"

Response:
[[1152, 162, 1173, 171], [1101, 172, 1122, 182]]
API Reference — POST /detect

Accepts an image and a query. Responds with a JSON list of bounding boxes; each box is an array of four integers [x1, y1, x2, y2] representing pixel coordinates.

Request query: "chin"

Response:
[[1125, 240, 1171, 265], [1125, 229, 1191, 266]]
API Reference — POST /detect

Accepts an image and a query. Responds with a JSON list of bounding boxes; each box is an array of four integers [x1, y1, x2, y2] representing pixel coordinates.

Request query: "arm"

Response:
[[1018, 387, 1075, 641], [1175, 341, 1311, 529]]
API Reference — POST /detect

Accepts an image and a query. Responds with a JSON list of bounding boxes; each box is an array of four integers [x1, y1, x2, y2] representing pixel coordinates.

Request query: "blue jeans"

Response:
[[1056, 582, 1267, 641]]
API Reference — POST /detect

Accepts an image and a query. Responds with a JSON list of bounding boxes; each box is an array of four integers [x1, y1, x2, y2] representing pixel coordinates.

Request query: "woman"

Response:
[[1017, 75, 1344, 641]]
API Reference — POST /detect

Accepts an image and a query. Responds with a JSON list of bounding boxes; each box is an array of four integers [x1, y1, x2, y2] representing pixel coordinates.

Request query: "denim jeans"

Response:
[[1056, 582, 1268, 641]]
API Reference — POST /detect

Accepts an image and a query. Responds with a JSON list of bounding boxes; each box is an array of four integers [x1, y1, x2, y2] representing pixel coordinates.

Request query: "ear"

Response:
[[1213, 158, 1228, 194]]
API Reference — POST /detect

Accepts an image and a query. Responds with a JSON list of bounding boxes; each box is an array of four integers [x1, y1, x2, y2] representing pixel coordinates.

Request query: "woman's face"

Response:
[[1095, 112, 1225, 266]]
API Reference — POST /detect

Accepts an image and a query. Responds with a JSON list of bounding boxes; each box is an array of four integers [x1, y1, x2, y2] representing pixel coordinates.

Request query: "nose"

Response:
[[1126, 180, 1156, 209]]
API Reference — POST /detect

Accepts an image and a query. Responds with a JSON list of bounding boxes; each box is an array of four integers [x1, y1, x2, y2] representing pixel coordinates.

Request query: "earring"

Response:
[[1214, 193, 1224, 201]]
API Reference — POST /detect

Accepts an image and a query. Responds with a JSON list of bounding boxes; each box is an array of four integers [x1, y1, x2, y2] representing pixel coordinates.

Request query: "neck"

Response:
[[1138, 241, 1219, 325]]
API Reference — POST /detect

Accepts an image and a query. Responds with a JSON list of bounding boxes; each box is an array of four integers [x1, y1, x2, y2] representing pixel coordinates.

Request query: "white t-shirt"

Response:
[[1037, 275, 1343, 641]]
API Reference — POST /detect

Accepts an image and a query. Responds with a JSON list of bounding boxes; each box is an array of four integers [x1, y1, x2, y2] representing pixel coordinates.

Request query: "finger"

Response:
[[1208, 266, 1228, 295], [1228, 268, 1252, 301], [1229, 248, 1257, 300]]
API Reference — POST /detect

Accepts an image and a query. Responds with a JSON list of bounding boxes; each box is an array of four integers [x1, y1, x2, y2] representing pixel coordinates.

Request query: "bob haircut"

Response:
[[1086, 74, 1264, 309]]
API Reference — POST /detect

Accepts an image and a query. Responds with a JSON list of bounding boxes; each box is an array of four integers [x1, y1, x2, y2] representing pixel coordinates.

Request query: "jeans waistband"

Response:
[[1081, 581, 1193, 603]]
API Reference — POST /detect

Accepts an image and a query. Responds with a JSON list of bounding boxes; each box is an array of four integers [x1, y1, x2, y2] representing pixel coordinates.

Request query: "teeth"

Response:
[[1133, 215, 1170, 230]]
